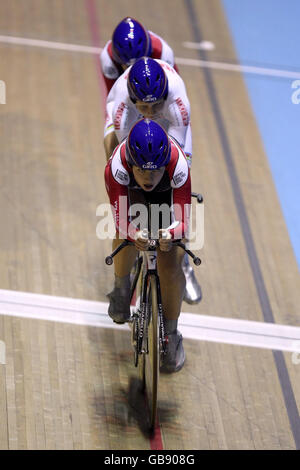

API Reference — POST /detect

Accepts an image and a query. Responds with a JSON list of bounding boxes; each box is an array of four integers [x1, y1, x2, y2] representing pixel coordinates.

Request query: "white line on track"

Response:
[[0, 34, 101, 54], [183, 41, 215, 51], [0, 289, 299, 353], [1, 34, 300, 80]]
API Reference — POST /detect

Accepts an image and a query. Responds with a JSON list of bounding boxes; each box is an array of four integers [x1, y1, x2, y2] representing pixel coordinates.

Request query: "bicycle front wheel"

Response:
[[144, 275, 159, 431]]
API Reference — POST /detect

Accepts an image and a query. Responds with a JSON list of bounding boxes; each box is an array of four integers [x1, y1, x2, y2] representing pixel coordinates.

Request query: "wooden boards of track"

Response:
[[0, 0, 299, 449]]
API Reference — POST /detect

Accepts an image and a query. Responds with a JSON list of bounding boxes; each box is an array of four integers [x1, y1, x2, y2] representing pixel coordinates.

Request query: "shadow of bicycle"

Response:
[[93, 374, 177, 441], [116, 376, 177, 438]]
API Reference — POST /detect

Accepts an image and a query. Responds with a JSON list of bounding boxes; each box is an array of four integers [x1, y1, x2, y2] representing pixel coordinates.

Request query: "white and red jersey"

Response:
[[100, 31, 177, 94], [104, 59, 192, 162], [104, 137, 191, 242]]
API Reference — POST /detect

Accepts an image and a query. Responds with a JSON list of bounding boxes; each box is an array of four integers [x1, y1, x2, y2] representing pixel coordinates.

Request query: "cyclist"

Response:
[[104, 119, 190, 372], [104, 56, 201, 304], [100, 17, 178, 95]]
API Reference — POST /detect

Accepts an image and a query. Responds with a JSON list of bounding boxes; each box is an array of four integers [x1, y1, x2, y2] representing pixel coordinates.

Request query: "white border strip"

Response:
[[0, 289, 299, 352], [0, 35, 101, 54], [1, 34, 300, 80], [175, 57, 300, 80]]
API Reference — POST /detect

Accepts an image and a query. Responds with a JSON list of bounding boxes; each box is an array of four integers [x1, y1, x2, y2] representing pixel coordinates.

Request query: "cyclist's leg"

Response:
[[108, 235, 137, 324], [112, 236, 137, 277], [157, 245, 185, 322], [157, 245, 186, 372]]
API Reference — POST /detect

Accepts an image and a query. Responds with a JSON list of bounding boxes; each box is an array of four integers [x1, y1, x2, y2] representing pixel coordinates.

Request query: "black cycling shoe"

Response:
[[107, 287, 131, 324], [160, 330, 185, 373]]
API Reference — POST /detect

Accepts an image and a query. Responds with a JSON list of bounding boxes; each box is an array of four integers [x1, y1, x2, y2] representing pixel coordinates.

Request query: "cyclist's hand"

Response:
[[158, 229, 172, 252], [134, 229, 150, 251]]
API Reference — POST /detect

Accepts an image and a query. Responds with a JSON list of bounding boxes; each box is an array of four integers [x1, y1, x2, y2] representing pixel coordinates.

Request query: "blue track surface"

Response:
[[222, 0, 300, 268]]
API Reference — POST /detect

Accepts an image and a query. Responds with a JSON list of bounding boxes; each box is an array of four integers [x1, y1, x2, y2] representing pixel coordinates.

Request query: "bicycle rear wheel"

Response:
[[144, 275, 159, 431]]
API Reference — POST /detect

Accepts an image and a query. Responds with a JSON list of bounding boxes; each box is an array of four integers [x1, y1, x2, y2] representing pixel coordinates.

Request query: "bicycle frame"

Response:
[[134, 245, 166, 350]]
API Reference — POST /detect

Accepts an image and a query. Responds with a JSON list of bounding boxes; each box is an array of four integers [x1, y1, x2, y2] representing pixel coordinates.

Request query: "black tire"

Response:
[[144, 275, 159, 431], [130, 256, 143, 368]]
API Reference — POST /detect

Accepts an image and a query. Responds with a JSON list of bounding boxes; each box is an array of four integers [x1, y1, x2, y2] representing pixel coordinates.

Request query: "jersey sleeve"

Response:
[[100, 41, 120, 95], [104, 82, 117, 137], [166, 143, 191, 240], [103, 75, 117, 95], [166, 97, 191, 154], [104, 70, 138, 141], [166, 70, 192, 158], [149, 31, 175, 67], [104, 145, 137, 241]]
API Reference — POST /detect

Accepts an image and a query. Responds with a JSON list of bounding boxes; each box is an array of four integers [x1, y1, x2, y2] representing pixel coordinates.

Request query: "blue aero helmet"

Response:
[[126, 119, 171, 170], [112, 17, 151, 66], [127, 57, 168, 103]]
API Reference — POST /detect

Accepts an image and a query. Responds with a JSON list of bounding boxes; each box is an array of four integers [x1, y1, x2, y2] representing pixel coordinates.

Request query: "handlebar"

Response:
[[105, 238, 201, 266], [191, 192, 203, 204], [105, 192, 203, 266]]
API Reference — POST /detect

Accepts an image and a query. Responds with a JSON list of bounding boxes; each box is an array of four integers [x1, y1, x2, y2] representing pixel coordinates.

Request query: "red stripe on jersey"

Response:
[[113, 102, 126, 130], [175, 98, 189, 126], [166, 143, 180, 181], [107, 41, 123, 73], [107, 41, 114, 61], [149, 32, 162, 59], [165, 142, 191, 240], [104, 151, 134, 241], [120, 142, 132, 174]]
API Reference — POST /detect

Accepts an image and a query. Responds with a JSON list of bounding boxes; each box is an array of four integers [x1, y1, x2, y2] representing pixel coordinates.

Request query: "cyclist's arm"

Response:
[[103, 75, 117, 95], [100, 41, 120, 95], [104, 78, 132, 159], [104, 84, 118, 160], [166, 142, 191, 240], [166, 94, 191, 161], [104, 151, 138, 242], [104, 131, 119, 161], [168, 175, 191, 240], [149, 31, 175, 66]]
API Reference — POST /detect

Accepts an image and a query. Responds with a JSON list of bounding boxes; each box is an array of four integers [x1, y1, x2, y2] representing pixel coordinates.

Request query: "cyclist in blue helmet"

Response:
[[111, 18, 151, 66], [126, 118, 171, 171], [104, 57, 189, 167], [127, 57, 168, 104], [105, 119, 191, 372], [100, 17, 178, 94]]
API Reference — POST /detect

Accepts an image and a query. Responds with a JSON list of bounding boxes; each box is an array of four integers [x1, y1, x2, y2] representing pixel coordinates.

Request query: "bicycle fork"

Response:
[[137, 251, 167, 357]]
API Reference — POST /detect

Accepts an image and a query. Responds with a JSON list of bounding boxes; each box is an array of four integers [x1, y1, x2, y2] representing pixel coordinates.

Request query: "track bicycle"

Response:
[[105, 193, 202, 431]]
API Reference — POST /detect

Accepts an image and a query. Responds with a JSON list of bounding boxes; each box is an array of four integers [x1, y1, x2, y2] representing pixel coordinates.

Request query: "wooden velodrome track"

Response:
[[0, 0, 299, 450]]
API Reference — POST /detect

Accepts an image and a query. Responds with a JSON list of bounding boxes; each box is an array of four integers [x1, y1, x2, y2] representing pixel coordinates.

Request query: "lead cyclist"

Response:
[[104, 119, 191, 373]]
